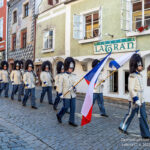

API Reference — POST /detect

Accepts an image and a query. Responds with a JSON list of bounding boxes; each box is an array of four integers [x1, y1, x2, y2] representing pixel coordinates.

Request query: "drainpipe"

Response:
[[5, 1, 9, 61]]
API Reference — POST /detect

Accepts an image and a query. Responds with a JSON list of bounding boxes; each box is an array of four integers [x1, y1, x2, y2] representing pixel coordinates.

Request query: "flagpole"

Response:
[[95, 69, 117, 88], [63, 77, 84, 97]]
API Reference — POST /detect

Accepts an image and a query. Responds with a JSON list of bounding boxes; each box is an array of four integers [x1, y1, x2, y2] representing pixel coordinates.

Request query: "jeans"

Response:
[[22, 88, 36, 107], [20, 83, 24, 95], [0, 83, 9, 97], [119, 102, 150, 138], [40, 86, 53, 104], [57, 98, 76, 123], [93, 93, 106, 115], [11, 84, 22, 100], [53, 92, 61, 108]]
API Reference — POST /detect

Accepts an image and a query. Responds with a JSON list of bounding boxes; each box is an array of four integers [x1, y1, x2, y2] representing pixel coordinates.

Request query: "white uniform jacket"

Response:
[[94, 74, 105, 93], [40, 71, 52, 87], [10, 70, 22, 85], [58, 72, 77, 99], [23, 71, 35, 89], [128, 72, 144, 104], [0, 70, 9, 83], [55, 73, 63, 92]]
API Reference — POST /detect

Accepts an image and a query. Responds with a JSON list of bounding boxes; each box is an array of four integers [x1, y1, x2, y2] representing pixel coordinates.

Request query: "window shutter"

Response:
[[0, 18, 3, 38], [73, 14, 85, 40], [121, 0, 132, 31], [99, 7, 102, 37], [48, 0, 53, 5]]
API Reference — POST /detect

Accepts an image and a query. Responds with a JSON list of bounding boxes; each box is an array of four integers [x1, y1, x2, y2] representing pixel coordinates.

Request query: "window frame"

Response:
[[125, 0, 150, 36], [24, 3, 29, 18], [42, 29, 55, 53], [0, 0, 3, 8], [73, 7, 102, 44], [12, 33, 16, 51], [21, 29, 27, 49], [13, 10, 17, 24], [0, 17, 3, 39]]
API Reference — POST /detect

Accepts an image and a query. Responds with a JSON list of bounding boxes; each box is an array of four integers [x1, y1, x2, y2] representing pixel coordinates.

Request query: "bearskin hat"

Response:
[[92, 59, 100, 68], [41, 61, 51, 71], [129, 54, 143, 74], [56, 61, 64, 74], [1, 61, 9, 70], [64, 57, 75, 71], [25, 59, 34, 70], [13, 60, 21, 70]]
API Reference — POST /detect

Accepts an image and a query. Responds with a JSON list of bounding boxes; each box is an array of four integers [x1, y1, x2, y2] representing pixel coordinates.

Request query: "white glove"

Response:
[[136, 100, 141, 106], [60, 95, 64, 99], [68, 87, 73, 91]]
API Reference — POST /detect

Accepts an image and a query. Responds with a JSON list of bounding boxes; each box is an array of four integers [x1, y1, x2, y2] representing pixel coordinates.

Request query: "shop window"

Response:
[[73, 8, 102, 40], [147, 65, 150, 86], [121, 0, 150, 32], [125, 71, 129, 93], [43, 29, 54, 51], [13, 11, 17, 24], [24, 3, 29, 18], [21, 29, 27, 49], [0, 18, 3, 39], [0, 0, 3, 8], [12, 33, 16, 50], [110, 71, 118, 93]]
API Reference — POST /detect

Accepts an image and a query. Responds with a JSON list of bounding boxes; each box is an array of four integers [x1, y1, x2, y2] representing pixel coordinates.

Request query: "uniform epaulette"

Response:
[[129, 73, 136, 78]]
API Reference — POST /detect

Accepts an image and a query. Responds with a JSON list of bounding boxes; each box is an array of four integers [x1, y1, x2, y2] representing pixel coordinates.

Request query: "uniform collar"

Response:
[[66, 72, 71, 74]]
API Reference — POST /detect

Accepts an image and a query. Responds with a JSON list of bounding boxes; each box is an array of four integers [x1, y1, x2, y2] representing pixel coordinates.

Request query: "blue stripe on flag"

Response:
[[84, 53, 111, 83], [109, 60, 120, 69]]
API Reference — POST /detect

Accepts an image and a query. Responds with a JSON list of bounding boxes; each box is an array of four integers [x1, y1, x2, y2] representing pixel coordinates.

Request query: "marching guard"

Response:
[[19, 60, 25, 96], [53, 61, 64, 110], [92, 59, 108, 117], [22, 59, 37, 109], [56, 57, 78, 127], [10, 60, 22, 101], [40, 61, 53, 105], [0, 61, 9, 98], [119, 54, 150, 139]]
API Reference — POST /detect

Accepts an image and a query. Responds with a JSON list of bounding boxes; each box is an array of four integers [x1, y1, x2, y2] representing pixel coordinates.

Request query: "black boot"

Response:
[[69, 122, 78, 127], [56, 114, 62, 123]]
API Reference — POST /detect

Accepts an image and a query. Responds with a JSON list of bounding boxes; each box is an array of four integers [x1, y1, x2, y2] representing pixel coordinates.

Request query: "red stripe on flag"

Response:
[[81, 105, 93, 126], [85, 79, 90, 85]]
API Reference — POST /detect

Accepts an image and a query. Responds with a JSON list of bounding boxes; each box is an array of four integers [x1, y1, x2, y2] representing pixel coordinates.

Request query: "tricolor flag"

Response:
[[81, 53, 111, 126], [109, 50, 140, 69]]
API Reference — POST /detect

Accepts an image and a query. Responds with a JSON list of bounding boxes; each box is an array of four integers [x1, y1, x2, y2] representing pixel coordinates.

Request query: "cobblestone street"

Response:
[[0, 88, 150, 150]]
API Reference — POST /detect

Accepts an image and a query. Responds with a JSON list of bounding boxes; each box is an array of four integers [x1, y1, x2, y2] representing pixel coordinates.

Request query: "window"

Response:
[[147, 65, 150, 86], [24, 3, 29, 17], [13, 11, 17, 24], [110, 71, 118, 93], [125, 71, 129, 93], [21, 29, 27, 48], [85, 12, 99, 39], [0, 0, 3, 8], [48, 0, 53, 5], [73, 8, 102, 40], [121, 0, 150, 32], [0, 18, 3, 39], [43, 29, 54, 50], [48, 0, 59, 5], [12, 34, 16, 50]]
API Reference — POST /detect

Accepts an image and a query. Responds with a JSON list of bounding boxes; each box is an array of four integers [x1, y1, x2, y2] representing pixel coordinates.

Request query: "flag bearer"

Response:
[[119, 54, 150, 139], [19, 60, 25, 96], [92, 59, 108, 117], [56, 57, 78, 127], [10, 60, 22, 101], [40, 61, 53, 105], [53, 61, 64, 110], [0, 61, 9, 98], [22, 60, 37, 109]]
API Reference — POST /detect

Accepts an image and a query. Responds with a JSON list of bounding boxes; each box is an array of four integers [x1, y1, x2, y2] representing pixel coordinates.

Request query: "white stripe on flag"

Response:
[[81, 54, 111, 117]]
